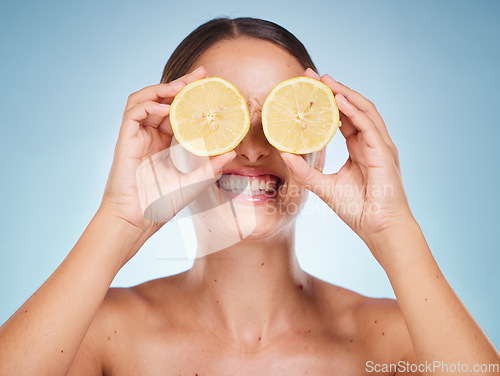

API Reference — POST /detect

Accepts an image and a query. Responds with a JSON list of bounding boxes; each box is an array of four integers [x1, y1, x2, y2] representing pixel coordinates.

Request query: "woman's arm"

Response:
[[0, 208, 145, 376], [0, 66, 235, 376], [373, 217, 499, 372], [284, 69, 500, 374]]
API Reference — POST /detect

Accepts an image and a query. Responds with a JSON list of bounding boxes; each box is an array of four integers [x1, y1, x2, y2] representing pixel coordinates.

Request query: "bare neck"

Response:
[[184, 222, 313, 346]]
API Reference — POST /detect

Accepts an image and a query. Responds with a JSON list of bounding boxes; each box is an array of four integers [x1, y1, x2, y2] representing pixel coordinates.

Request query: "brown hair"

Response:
[[160, 17, 317, 83]]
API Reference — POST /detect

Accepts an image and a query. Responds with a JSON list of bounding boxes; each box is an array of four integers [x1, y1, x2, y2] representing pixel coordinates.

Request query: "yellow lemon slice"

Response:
[[170, 77, 250, 156], [262, 76, 340, 154]]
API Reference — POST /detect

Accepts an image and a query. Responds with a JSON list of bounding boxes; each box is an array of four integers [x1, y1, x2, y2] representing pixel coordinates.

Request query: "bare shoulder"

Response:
[[93, 274, 184, 334], [67, 287, 142, 374], [310, 277, 417, 364], [68, 276, 180, 375]]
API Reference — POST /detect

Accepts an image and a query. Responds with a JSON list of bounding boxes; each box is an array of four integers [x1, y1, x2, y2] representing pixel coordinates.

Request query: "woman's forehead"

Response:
[[191, 38, 305, 100]]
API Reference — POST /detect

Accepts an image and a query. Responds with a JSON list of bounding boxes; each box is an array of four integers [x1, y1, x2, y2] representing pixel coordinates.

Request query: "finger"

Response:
[[124, 101, 170, 125], [304, 68, 321, 80], [142, 149, 236, 222], [333, 86, 399, 167], [178, 151, 237, 206], [321, 74, 379, 118], [321, 74, 397, 150], [120, 101, 170, 139], [336, 95, 399, 169], [157, 115, 173, 138], [335, 93, 386, 149], [168, 65, 207, 85], [281, 152, 335, 204], [126, 65, 207, 118], [125, 82, 186, 110], [186, 150, 237, 185], [338, 112, 358, 140]]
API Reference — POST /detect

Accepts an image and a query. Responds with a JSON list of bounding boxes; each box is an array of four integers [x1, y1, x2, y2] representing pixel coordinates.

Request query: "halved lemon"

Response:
[[262, 76, 340, 154], [169, 77, 250, 156]]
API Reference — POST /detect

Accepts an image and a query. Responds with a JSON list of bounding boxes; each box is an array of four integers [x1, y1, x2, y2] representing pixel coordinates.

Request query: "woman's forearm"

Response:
[[0, 208, 145, 376], [373, 220, 500, 374]]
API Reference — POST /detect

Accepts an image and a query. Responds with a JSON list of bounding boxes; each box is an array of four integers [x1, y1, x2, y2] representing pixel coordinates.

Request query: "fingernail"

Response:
[[306, 68, 320, 79], [281, 153, 294, 171], [336, 93, 349, 105], [191, 66, 204, 74], [324, 74, 336, 83], [223, 150, 236, 162]]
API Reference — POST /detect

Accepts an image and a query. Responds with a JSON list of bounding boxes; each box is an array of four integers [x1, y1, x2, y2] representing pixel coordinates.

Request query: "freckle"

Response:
[[374, 320, 378, 323], [214, 279, 217, 282], [436, 275, 439, 278], [308, 330, 311, 333], [258, 337, 261, 341], [425, 298, 428, 301], [350, 339, 353, 342], [61, 350, 64, 353], [114, 330, 117, 334], [382, 332, 385, 336], [108, 336, 111, 340], [208, 229, 211, 232], [261, 263, 264, 266], [216, 300, 219, 304], [24, 310, 28, 313]]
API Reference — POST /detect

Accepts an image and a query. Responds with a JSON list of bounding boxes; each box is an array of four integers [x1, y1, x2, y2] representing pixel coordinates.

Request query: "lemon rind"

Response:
[[170, 77, 251, 157], [262, 76, 340, 154]]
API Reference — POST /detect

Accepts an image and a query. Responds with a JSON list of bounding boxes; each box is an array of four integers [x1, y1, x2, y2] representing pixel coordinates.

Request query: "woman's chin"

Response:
[[188, 183, 304, 246]]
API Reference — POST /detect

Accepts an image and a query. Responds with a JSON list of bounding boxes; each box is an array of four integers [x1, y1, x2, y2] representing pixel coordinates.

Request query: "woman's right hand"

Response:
[[100, 66, 236, 254]]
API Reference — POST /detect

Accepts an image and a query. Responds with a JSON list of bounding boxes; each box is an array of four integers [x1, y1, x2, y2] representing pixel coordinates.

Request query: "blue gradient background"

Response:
[[1, 0, 499, 349]]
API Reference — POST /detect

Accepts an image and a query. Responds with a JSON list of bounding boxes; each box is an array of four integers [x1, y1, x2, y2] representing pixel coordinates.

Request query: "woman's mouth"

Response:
[[216, 172, 283, 203]]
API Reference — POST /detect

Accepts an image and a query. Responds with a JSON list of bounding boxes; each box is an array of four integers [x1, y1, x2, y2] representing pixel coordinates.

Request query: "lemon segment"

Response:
[[170, 77, 251, 156], [262, 76, 340, 154]]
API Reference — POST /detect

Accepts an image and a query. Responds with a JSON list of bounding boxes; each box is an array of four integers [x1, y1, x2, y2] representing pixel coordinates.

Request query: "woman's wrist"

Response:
[[90, 206, 148, 270], [364, 215, 429, 273]]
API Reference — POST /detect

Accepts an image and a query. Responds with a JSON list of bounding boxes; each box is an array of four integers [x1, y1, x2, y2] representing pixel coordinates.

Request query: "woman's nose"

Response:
[[234, 124, 272, 163]]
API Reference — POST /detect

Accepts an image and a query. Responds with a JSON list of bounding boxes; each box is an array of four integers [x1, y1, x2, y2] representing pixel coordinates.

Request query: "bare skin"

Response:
[[0, 37, 498, 376]]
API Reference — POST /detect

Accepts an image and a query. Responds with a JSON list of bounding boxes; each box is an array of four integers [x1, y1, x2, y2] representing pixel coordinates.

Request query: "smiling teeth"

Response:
[[218, 174, 278, 195]]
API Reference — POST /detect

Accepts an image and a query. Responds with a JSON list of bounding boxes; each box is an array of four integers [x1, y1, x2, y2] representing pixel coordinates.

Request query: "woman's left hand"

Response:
[[282, 70, 416, 263]]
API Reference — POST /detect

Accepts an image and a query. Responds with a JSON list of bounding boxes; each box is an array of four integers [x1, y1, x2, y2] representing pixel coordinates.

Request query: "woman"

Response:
[[0, 17, 498, 375]]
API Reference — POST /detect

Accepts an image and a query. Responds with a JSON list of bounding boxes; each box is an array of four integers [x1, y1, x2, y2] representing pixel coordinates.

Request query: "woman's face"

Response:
[[183, 37, 324, 248]]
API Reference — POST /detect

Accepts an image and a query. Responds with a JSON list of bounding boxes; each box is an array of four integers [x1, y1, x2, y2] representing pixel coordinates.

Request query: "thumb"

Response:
[[187, 150, 236, 183], [281, 152, 334, 202], [209, 150, 237, 178], [141, 149, 236, 223], [180, 150, 236, 200]]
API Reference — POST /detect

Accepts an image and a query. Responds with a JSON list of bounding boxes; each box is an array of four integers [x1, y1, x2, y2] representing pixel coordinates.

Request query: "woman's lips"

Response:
[[216, 171, 283, 204]]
